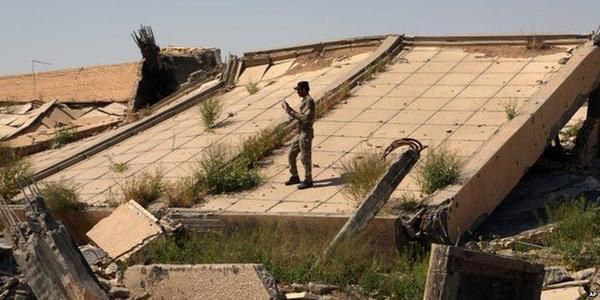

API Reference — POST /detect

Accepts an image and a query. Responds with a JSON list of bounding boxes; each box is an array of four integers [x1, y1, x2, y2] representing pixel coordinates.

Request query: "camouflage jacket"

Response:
[[289, 95, 315, 133]]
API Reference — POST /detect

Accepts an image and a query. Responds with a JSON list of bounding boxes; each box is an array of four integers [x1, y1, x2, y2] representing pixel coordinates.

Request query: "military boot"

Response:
[[284, 176, 301, 185], [297, 180, 313, 190]]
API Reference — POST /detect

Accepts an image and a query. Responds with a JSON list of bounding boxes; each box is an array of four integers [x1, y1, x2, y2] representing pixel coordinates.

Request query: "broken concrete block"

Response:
[[123, 264, 281, 300], [79, 244, 108, 266], [544, 266, 573, 286], [307, 282, 338, 295], [572, 267, 596, 280], [86, 200, 163, 260], [424, 244, 544, 300], [541, 286, 584, 300], [10, 195, 108, 299], [109, 286, 131, 298], [285, 292, 322, 300]]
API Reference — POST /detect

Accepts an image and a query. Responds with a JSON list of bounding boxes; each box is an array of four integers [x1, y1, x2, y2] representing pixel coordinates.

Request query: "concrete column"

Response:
[[573, 87, 600, 164]]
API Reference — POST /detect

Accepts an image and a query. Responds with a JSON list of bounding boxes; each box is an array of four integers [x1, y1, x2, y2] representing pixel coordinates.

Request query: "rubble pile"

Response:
[[7, 193, 107, 299]]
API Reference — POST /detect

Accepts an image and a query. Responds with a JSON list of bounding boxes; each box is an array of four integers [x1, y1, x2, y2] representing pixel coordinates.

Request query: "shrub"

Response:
[[164, 176, 205, 208], [199, 97, 223, 130], [0, 147, 32, 201], [53, 126, 77, 148], [40, 181, 84, 217], [245, 81, 260, 95], [339, 151, 391, 203], [503, 99, 519, 120], [416, 147, 462, 194], [196, 144, 261, 195], [121, 170, 165, 207], [237, 127, 288, 168], [544, 198, 600, 268]]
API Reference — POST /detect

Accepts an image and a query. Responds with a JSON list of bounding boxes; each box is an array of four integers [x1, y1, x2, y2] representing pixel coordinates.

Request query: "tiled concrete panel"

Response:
[[237, 64, 269, 84], [87, 200, 163, 259], [261, 59, 295, 81]]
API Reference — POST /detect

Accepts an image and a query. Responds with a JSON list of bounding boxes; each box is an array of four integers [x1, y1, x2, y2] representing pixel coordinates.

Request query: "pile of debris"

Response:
[[1, 101, 127, 155]]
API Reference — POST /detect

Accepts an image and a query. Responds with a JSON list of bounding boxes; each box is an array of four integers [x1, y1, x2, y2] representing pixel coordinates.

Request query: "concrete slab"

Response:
[[86, 200, 163, 259], [541, 287, 583, 300], [123, 264, 277, 300], [237, 64, 269, 85]]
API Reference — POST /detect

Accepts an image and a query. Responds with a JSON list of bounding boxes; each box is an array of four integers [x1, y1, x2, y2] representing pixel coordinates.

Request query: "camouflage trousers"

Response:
[[288, 129, 313, 181]]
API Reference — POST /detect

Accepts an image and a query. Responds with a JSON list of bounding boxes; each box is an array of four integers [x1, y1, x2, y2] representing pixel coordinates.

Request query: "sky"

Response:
[[1, 0, 598, 75]]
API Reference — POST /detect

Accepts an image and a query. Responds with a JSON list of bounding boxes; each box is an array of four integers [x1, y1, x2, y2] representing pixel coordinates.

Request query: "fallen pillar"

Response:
[[123, 264, 282, 300], [8, 190, 107, 299], [320, 139, 425, 260], [424, 244, 544, 300]]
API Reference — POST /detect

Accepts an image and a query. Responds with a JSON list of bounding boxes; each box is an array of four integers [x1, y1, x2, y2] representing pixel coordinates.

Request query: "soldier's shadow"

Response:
[[311, 176, 344, 188]]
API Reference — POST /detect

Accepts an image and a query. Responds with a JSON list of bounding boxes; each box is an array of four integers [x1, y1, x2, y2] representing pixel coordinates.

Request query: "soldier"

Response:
[[282, 81, 315, 189]]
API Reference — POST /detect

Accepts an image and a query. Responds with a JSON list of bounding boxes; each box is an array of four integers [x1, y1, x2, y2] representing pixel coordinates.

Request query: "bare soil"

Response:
[[461, 45, 565, 58], [286, 46, 375, 75]]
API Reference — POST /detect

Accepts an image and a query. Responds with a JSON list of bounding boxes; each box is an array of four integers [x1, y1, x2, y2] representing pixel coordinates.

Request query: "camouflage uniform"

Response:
[[287, 95, 316, 181]]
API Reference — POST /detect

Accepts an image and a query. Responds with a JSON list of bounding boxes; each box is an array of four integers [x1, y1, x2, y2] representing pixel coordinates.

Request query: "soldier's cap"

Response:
[[293, 81, 310, 91]]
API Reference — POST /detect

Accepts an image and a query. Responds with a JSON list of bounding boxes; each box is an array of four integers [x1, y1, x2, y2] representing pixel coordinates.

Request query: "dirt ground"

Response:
[[0, 62, 141, 103], [461, 44, 565, 58], [286, 45, 376, 75]]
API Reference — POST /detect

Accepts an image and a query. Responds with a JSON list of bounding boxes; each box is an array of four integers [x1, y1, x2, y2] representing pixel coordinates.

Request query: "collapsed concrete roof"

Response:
[[19, 33, 600, 245], [29, 35, 388, 206]]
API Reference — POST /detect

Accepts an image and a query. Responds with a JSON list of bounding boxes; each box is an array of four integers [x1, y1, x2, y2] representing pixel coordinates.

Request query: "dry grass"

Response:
[[416, 147, 462, 194], [139, 222, 429, 299], [40, 180, 84, 217], [339, 151, 391, 203], [164, 176, 205, 208], [120, 169, 165, 207]]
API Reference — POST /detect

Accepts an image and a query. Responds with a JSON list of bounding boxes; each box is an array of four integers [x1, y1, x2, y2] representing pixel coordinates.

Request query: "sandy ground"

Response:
[[0, 62, 141, 103]]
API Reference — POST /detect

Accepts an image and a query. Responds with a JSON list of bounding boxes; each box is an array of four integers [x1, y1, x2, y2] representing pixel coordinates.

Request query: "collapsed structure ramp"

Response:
[[192, 35, 595, 242], [30, 36, 396, 207]]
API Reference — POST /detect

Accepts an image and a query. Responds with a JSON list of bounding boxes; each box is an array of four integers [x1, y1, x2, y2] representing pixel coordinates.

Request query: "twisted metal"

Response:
[[382, 138, 427, 159]]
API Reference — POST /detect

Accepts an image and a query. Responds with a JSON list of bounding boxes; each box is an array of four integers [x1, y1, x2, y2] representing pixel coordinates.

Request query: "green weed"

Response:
[[416, 147, 462, 194], [0, 147, 32, 201], [543, 198, 600, 268], [245, 81, 260, 95], [503, 99, 519, 120], [199, 97, 223, 130], [53, 126, 77, 148], [195, 144, 261, 195]]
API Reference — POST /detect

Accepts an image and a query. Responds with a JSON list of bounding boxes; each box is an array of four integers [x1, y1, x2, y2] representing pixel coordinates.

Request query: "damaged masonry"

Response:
[[1, 29, 600, 299]]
